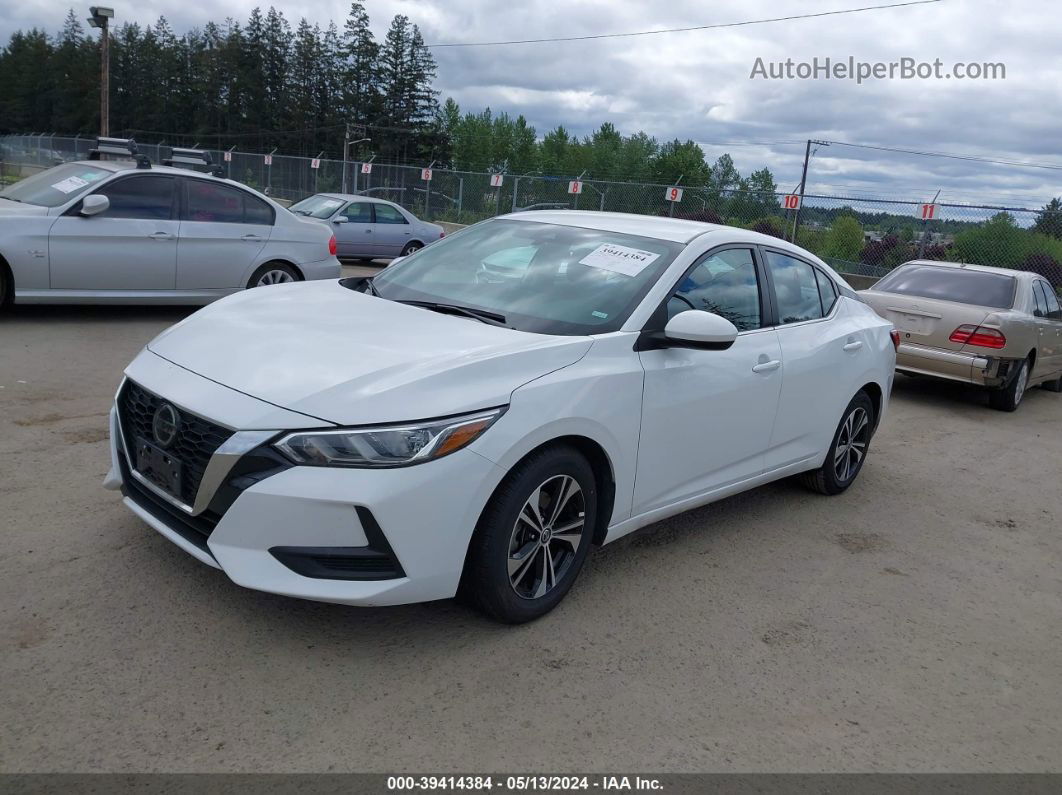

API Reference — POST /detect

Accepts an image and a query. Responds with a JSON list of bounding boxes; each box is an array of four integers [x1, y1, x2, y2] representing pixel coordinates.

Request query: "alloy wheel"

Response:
[[834, 406, 870, 483], [256, 269, 295, 286], [508, 475, 586, 600], [1013, 363, 1028, 405]]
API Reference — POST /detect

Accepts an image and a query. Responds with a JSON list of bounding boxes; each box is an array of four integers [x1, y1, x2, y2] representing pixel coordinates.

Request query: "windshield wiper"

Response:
[[397, 300, 509, 327]]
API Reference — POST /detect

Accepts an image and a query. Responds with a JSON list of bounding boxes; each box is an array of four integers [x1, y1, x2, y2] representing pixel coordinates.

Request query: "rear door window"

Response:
[[765, 251, 825, 324], [1041, 283, 1062, 319], [373, 204, 408, 224], [874, 264, 1016, 309], [183, 180, 274, 225], [1033, 282, 1050, 317]]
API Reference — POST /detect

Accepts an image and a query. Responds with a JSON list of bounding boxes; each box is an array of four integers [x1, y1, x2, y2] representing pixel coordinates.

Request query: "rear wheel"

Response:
[[400, 241, 423, 257], [248, 262, 299, 289], [800, 391, 875, 496], [463, 445, 597, 624], [0, 260, 12, 308], [989, 358, 1030, 411]]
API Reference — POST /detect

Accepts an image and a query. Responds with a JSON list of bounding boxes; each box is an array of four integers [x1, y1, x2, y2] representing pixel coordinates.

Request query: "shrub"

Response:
[[749, 216, 785, 238], [1022, 253, 1062, 289], [676, 208, 724, 225]]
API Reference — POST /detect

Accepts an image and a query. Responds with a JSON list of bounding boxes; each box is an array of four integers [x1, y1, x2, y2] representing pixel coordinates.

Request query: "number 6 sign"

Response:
[[666, 186, 684, 202]]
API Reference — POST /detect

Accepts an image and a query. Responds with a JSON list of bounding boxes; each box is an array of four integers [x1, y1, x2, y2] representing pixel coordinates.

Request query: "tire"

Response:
[[800, 391, 875, 496], [463, 445, 597, 624], [0, 261, 12, 308], [400, 241, 423, 257], [1042, 372, 1062, 393], [247, 262, 300, 289], [988, 358, 1030, 412]]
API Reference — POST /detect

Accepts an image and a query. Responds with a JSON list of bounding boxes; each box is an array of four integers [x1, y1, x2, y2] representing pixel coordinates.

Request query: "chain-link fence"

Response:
[[3, 133, 1060, 289]]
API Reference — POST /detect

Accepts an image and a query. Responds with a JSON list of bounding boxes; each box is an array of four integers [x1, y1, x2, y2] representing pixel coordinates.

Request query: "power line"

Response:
[[822, 140, 1062, 172], [424, 0, 944, 48]]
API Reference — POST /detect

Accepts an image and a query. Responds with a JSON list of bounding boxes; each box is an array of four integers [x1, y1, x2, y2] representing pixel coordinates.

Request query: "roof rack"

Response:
[[88, 136, 151, 169], [162, 147, 225, 178]]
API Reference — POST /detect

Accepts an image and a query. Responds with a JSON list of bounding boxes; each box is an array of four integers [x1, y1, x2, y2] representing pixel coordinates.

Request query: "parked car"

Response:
[[860, 260, 1062, 411], [0, 159, 341, 307], [288, 193, 444, 259], [105, 211, 896, 623]]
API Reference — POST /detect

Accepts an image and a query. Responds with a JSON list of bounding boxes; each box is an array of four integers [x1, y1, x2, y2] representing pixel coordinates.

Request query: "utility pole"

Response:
[[791, 139, 830, 243], [87, 7, 114, 137], [917, 189, 942, 259], [341, 130, 370, 194]]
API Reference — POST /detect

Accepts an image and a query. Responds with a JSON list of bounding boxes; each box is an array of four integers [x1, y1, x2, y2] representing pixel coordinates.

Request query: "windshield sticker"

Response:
[[579, 243, 660, 277], [50, 176, 90, 194]]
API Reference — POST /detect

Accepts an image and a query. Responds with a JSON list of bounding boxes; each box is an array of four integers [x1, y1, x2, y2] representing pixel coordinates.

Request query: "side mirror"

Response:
[[79, 194, 109, 217], [332, 216, 348, 224], [662, 310, 739, 350]]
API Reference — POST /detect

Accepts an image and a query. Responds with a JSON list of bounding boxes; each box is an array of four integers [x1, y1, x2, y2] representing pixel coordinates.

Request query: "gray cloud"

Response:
[[3, 0, 1059, 206]]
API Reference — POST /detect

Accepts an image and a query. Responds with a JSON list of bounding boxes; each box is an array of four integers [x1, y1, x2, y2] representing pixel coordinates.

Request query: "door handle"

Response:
[[365, 229, 372, 234], [147, 231, 174, 240], [843, 339, 864, 352], [752, 360, 781, 373], [241, 234, 263, 242]]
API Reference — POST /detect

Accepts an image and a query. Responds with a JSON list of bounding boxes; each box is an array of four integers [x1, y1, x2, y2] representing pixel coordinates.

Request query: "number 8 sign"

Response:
[[666, 187, 684, 202]]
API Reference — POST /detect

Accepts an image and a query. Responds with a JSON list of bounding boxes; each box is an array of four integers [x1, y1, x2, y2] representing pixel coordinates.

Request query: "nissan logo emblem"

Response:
[[152, 403, 179, 448]]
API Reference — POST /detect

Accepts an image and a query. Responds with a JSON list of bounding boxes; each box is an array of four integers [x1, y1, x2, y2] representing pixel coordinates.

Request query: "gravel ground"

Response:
[[1, 293, 1060, 773]]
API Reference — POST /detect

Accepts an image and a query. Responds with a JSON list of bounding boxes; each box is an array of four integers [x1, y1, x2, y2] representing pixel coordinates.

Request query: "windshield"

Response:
[[0, 163, 112, 207], [288, 194, 345, 218], [875, 263, 1016, 309], [371, 219, 684, 335]]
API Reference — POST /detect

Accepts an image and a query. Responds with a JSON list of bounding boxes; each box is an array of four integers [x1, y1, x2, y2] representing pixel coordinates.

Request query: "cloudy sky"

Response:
[[4, 0, 1060, 206]]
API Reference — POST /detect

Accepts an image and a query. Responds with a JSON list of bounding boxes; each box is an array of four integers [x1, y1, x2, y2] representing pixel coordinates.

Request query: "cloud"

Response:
[[3, 0, 1059, 205]]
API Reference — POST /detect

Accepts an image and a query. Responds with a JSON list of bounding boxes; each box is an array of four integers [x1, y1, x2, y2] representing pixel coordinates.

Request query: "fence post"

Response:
[[512, 176, 520, 213], [457, 177, 464, 219]]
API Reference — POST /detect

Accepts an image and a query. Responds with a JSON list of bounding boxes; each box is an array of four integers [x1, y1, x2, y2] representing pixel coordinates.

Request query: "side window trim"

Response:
[[758, 245, 839, 328], [1032, 282, 1048, 317], [1040, 281, 1062, 319], [641, 244, 771, 334]]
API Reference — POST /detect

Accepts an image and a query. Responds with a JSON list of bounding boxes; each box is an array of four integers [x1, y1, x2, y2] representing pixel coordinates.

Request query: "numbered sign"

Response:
[[310, 158, 321, 170], [568, 180, 583, 195], [666, 186, 684, 202], [223, 151, 232, 162], [361, 162, 372, 175], [421, 168, 433, 181], [263, 154, 272, 166], [920, 203, 940, 220], [783, 194, 801, 210], [490, 173, 504, 187]]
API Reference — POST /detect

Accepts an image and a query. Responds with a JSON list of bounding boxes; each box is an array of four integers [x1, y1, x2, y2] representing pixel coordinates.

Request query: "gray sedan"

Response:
[[289, 194, 444, 260]]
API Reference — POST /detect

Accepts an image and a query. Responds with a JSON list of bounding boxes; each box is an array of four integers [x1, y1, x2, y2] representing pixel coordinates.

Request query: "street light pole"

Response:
[[87, 7, 114, 138]]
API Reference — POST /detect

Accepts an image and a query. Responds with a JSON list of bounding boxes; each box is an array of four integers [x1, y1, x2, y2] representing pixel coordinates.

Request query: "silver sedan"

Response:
[[288, 194, 445, 260]]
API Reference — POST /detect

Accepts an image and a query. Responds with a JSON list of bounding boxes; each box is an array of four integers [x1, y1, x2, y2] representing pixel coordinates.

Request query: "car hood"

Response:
[[0, 198, 49, 215], [147, 280, 593, 426]]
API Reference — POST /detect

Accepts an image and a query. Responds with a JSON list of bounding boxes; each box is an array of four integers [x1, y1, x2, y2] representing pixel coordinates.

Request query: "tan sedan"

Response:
[[860, 260, 1062, 411]]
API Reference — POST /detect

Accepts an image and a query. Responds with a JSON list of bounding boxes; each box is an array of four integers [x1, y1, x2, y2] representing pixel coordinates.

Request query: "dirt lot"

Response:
[[1, 293, 1060, 773]]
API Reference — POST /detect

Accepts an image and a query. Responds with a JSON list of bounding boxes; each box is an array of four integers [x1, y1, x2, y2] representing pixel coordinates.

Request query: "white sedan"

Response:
[[105, 211, 896, 623], [0, 160, 341, 307]]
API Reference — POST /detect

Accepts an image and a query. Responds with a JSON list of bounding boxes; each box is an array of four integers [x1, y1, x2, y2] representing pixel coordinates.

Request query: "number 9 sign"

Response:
[[666, 187, 684, 203]]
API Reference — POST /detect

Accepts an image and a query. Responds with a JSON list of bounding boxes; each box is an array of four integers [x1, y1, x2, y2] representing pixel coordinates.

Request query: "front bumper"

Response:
[[895, 342, 1013, 387], [106, 359, 505, 607]]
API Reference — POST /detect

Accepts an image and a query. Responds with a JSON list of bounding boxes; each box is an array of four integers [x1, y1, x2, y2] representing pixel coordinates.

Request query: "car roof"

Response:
[[498, 210, 815, 252], [317, 193, 387, 204], [67, 159, 250, 182], [900, 259, 1035, 280]]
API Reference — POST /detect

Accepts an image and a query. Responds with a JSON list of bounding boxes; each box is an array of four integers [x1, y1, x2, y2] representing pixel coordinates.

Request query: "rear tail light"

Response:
[[949, 324, 1007, 349], [440, 230, 446, 238], [328, 234, 337, 257], [889, 329, 900, 351]]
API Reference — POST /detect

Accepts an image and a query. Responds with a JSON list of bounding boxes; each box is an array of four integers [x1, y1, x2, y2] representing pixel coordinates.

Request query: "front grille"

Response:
[[118, 380, 234, 506]]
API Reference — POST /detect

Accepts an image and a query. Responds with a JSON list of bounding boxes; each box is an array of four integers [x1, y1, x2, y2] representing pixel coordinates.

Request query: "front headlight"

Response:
[[275, 407, 506, 468]]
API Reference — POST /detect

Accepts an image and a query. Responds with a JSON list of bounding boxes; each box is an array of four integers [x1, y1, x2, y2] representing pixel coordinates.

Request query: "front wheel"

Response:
[[463, 445, 597, 624], [0, 262, 12, 308], [800, 391, 875, 496], [988, 358, 1030, 411], [248, 262, 299, 289]]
